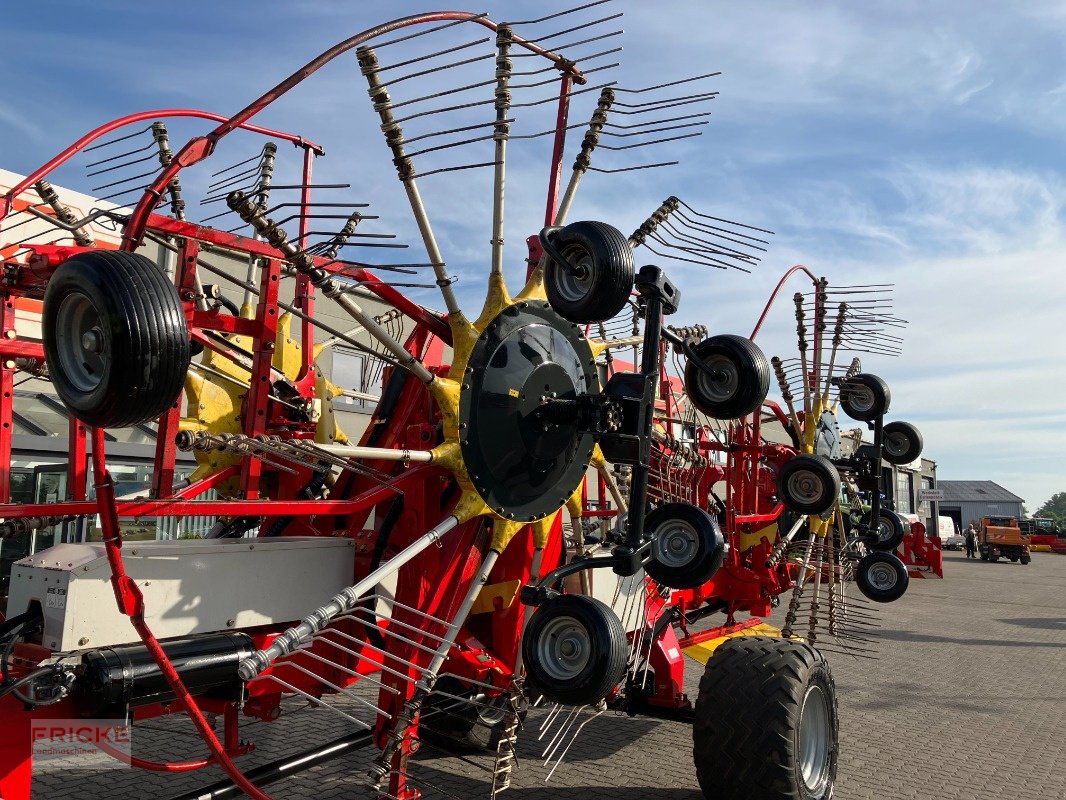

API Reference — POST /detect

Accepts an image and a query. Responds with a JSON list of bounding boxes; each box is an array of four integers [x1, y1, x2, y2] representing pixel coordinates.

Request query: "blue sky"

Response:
[[1, 1, 1063, 510]]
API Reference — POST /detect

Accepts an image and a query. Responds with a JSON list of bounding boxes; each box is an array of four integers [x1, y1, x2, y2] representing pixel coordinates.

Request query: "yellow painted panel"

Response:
[[682, 622, 784, 665], [470, 579, 521, 615]]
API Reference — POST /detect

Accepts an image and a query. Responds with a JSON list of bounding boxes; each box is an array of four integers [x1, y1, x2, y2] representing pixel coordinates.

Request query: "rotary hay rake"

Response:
[[0, 4, 924, 800]]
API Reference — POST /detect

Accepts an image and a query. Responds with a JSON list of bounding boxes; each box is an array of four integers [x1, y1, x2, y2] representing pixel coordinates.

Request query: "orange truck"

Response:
[[978, 516, 1031, 564]]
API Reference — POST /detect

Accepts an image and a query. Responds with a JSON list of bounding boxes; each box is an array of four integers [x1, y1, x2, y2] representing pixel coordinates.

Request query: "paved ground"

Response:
[[32, 550, 1066, 800]]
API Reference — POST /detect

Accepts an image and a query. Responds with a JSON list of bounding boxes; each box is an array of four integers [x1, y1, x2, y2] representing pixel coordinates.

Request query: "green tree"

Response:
[[1034, 492, 1066, 525]]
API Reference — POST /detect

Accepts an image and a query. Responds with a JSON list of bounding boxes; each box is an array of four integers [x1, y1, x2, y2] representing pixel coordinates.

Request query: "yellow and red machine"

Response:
[[0, 7, 923, 800]]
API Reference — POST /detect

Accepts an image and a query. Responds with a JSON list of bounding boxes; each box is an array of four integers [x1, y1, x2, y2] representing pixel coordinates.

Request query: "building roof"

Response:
[[938, 480, 1024, 504]]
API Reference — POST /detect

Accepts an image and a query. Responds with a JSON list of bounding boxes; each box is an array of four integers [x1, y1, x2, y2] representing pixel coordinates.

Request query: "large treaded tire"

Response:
[[521, 594, 628, 706], [693, 636, 838, 800], [544, 220, 634, 323], [839, 373, 890, 422], [43, 250, 190, 428], [684, 334, 770, 419]]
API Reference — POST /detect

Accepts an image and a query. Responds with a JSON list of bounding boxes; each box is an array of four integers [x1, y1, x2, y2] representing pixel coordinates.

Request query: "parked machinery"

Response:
[[0, 6, 923, 800]]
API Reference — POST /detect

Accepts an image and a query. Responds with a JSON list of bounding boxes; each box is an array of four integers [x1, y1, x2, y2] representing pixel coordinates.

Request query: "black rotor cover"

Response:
[[459, 301, 598, 521]]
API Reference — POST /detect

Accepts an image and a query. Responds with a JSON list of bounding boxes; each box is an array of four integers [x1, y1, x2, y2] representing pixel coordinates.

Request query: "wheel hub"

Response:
[[655, 520, 699, 568], [868, 563, 897, 589], [696, 354, 738, 401], [787, 471, 824, 503], [458, 301, 597, 521], [798, 684, 831, 794], [538, 616, 591, 680]]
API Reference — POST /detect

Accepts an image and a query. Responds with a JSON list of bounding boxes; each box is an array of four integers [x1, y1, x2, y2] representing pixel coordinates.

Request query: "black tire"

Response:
[[882, 421, 923, 465], [776, 455, 841, 515], [855, 552, 909, 602], [839, 373, 890, 422], [1021, 556, 1031, 565], [543, 220, 634, 323], [521, 595, 627, 706], [644, 502, 726, 589], [42, 250, 190, 428], [693, 636, 838, 800], [684, 334, 770, 419], [861, 508, 907, 552], [420, 677, 520, 753]]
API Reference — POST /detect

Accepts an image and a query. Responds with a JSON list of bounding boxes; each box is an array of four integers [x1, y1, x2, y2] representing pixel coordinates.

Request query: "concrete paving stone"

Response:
[[29, 550, 1066, 800]]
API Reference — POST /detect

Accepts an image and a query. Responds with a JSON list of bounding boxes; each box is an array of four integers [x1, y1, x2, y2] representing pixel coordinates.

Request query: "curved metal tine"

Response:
[[602, 119, 708, 138], [294, 648, 400, 696], [672, 209, 773, 247], [596, 130, 703, 151], [511, 81, 618, 110], [261, 200, 367, 216], [512, 28, 622, 57], [537, 703, 566, 736], [335, 609, 448, 653], [315, 240, 409, 250], [81, 124, 154, 153], [260, 674, 375, 729], [510, 95, 616, 139], [91, 167, 158, 194], [332, 259, 435, 274], [613, 89, 719, 109], [84, 139, 159, 175], [674, 197, 775, 235], [369, 36, 490, 74], [417, 161, 500, 179], [541, 705, 585, 759], [405, 133, 502, 160], [391, 80, 497, 114], [645, 235, 749, 271], [545, 706, 605, 781], [660, 218, 764, 259], [206, 164, 264, 194], [199, 180, 258, 206], [313, 629, 431, 682], [281, 659, 393, 716], [652, 226, 758, 262], [588, 160, 678, 174], [507, 0, 615, 27], [209, 144, 270, 178], [607, 110, 711, 130], [405, 118, 514, 146], [511, 59, 619, 93], [370, 594, 457, 630], [618, 71, 723, 95], [514, 11, 623, 47], [386, 51, 495, 88], [511, 46, 621, 82], [610, 95, 718, 116]]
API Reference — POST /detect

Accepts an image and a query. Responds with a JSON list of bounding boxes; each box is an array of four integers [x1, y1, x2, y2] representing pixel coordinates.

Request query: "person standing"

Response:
[[964, 523, 978, 559]]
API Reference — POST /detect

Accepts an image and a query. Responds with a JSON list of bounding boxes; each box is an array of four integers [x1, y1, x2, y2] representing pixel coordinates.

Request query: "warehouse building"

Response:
[[938, 480, 1025, 532]]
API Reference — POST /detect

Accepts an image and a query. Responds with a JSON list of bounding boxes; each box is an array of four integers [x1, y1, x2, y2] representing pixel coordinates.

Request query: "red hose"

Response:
[[92, 733, 214, 773], [91, 428, 275, 800]]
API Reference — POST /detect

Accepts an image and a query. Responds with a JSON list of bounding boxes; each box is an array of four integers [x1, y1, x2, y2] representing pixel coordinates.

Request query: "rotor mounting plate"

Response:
[[458, 301, 598, 521]]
